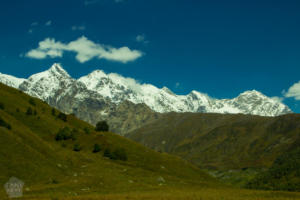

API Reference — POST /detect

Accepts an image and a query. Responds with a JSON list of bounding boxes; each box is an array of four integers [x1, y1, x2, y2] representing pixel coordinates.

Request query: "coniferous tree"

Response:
[[95, 121, 109, 132]]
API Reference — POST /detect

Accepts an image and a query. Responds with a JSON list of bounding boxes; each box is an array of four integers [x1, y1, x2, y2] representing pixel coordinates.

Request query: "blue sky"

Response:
[[0, 0, 300, 112]]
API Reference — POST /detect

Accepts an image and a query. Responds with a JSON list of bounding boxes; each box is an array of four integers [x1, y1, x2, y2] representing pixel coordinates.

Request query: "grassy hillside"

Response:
[[0, 82, 216, 198], [126, 112, 300, 189]]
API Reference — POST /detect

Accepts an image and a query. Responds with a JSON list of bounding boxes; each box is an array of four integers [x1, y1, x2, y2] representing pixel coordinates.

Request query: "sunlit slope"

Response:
[[0, 83, 216, 198]]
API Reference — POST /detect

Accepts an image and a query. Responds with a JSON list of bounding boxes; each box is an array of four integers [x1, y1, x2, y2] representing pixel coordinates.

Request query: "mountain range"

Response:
[[0, 63, 292, 134], [0, 63, 299, 193], [1, 75, 298, 199]]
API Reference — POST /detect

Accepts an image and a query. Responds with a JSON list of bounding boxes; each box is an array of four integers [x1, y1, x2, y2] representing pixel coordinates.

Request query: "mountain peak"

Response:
[[238, 90, 268, 99], [162, 87, 174, 95], [87, 69, 107, 79], [48, 63, 70, 78]]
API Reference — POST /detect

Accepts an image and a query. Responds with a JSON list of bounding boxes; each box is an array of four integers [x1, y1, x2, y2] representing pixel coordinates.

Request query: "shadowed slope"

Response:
[[127, 112, 300, 170]]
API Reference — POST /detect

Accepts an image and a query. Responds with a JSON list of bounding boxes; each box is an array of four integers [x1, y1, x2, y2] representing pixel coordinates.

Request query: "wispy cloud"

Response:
[[285, 81, 300, 100], [136, 34, 149, 44], [45, 20, 52, 26], [31, 22, 38, 26], [136, 34, 145, 42], [25, 36, 143, 63], [71, 25, 86, 31]]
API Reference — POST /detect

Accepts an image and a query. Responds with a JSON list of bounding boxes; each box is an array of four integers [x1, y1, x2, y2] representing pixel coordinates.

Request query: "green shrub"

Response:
[[103, 148, 127, 161], [26, 107, 33, 115], [51, 108, 56, 116], [0, 117, 11, 130], [95, 121, 109, 132], [55, 132, 65, 141], [52, 179, 59, 184], [103, 148, 112, 158], [57, 112, 67, 122], [93, 144, 101, 153], [73, 144, 82, 152], [55, 127, 77, 141], [28, 98, 36, 106], [16, 108, 20, 113], [0, 102, 4, 110], [83, 127, 90, 134], [112, 148, 128, 161]]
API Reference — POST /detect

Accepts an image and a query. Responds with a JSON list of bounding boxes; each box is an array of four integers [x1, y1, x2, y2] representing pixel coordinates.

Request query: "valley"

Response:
[[1, 0, 300, 198], [0, 64, 299, 199]]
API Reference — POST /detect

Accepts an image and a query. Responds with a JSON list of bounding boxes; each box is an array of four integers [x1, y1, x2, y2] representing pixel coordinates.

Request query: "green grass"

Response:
[[0, 83, 216, 198], [12, 187, 300, 200]]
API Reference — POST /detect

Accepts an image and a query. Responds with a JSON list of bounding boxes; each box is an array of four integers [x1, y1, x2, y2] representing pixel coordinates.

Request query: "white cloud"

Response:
[[25, 36, 143, 63], [31, 22, 38, 26], [175, 82, 180, 88], [71, 25, 86, 31], [45, 20, 52, 26], [285, 81, 300, 100]]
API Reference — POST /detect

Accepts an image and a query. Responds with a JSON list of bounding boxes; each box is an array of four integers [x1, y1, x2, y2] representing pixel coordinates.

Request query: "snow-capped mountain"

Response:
[[78, 69, 291, 116], [0, 63, 292, 118], [0, 72, 25, 88], [19, 64, 75, 101]]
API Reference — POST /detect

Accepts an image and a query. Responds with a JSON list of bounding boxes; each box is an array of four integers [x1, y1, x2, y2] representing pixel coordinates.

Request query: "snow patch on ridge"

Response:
[[78, 69, 292, 116], [0, 73, 25, 88]]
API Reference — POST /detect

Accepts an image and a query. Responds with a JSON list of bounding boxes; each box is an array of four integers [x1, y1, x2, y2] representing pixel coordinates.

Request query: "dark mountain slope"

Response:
[[247, 137, 300, 191], [127, 112, 300, 170]]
